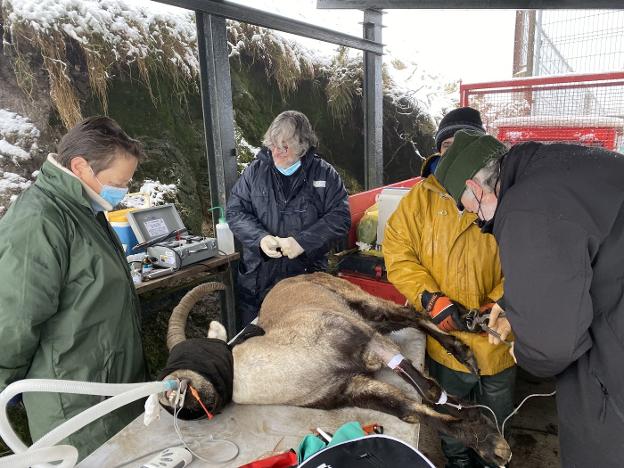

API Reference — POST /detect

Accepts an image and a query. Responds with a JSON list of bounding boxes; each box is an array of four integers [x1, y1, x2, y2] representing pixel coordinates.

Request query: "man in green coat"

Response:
[[0, 117, 147, 459]]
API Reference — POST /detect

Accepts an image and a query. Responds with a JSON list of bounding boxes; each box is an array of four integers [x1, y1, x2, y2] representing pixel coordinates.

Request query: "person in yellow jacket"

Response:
[[384, 136, 515, 468]]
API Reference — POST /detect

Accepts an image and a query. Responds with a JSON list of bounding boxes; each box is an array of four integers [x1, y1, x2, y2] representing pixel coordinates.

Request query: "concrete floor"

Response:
[[418, 368, 560, 467]]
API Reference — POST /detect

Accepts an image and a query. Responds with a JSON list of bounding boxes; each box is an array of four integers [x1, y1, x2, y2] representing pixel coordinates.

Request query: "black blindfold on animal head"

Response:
[[158, 338, 234, 420]]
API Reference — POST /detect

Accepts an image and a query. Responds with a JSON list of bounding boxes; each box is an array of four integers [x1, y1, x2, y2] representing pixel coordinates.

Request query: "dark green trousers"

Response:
[[428, 358, 516, 468]]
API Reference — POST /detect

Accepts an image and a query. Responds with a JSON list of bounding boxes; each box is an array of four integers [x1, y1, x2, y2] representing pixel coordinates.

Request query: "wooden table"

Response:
[[79, 328, 426, 468], [136, 253, 239, 337]]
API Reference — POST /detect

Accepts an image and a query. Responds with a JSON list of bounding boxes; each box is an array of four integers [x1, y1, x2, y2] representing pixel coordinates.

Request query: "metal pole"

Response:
[[195, 11, 238, 212], [363, 9, 383, 189], [533, 10, 543, 77], [196, 11, 238, 335]]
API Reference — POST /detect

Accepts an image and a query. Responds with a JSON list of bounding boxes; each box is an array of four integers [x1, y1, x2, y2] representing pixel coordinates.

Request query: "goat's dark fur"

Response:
[[160, 273, 511, 466]]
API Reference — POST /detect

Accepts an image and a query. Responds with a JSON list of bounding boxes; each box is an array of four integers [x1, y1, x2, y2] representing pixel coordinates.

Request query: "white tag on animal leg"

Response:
[[387, 354, 405, 369], [436, 391, 448, 405], [144, 393, 161, 426]]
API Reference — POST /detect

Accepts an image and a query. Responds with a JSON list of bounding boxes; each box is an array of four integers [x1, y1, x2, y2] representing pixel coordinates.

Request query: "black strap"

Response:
[[229, 323, 266, 348]]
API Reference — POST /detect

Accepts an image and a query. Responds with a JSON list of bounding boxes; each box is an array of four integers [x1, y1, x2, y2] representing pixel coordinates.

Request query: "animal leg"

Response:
[[305, 274, 479, 375], [366, 335, 449, 405], [341, 375, 512, 468]]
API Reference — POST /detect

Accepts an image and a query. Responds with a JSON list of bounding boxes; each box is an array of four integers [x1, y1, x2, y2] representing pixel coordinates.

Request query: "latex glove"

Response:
[[509, 341, 517, 363], [260, 235, 282, 258], [422, 292, 469, 332], [487, 303, 512, 345], [276, 236, 304, 259]]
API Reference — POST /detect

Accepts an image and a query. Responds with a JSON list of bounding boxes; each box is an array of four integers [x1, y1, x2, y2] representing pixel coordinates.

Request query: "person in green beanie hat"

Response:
[[435, 130, 507, 221], [437, 133, 624, 467], [384, 127, 516, 467]]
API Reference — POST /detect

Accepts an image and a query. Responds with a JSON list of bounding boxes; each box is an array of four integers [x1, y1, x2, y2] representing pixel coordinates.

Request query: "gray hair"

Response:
[[461, 156, 502, 201], [262, 110, 318, 157]]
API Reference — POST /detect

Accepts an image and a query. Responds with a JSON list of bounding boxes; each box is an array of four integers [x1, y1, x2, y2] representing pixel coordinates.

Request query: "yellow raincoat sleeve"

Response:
[[488, 278, 505, 303], [383, 191, 439, 311]]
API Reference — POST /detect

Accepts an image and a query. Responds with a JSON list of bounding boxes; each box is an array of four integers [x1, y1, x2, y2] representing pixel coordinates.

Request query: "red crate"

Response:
[[338, 272, 406, 306]]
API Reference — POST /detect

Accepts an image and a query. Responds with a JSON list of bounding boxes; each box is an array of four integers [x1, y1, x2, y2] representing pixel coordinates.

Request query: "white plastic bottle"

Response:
[[214, 207, 235, 255]]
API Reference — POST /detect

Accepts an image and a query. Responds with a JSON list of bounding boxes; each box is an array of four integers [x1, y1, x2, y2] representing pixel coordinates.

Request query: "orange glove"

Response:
[[423, 292, 469, 332]]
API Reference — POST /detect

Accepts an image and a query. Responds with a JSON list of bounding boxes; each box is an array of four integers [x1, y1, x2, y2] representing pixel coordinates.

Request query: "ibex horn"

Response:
[[167, 282, 227, 351]]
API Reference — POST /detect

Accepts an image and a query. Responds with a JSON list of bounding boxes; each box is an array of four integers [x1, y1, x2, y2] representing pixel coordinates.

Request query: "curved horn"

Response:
[[167, 282, 226, 351]]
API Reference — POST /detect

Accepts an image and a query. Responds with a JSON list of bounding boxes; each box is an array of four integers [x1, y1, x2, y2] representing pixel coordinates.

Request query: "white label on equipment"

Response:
[[313, 180, 326, 188], [144, 218, 168, 237]]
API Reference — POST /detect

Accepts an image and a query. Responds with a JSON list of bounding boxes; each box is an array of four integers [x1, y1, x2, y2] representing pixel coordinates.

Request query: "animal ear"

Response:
[[207, 321, 227, 341]]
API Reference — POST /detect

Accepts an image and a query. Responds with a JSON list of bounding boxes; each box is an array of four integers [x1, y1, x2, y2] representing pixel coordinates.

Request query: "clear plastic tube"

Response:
[[32, 381, 167, 449], [0, 379, 177, 468], [0, 445, 77, 468]]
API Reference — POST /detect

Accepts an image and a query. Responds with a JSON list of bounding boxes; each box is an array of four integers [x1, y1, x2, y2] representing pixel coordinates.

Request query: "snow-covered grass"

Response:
[[0, 110, 40, 212], [386, 58, 457, 122], [0, 171, 32, 213], [4, 0, 198, 76], [139, 179, 178, 207], [1, 0, 451, 211], [0, 109, 40, 163], [2, 0, 453, 125], [3, 0, 199, 127], [0, 172, 31, 192]]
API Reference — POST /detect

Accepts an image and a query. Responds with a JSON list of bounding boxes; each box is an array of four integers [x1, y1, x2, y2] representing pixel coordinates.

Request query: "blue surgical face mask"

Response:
[[90, 166, 129, 207], [99, 185, 128, 207], [276, 159, 301, 176]]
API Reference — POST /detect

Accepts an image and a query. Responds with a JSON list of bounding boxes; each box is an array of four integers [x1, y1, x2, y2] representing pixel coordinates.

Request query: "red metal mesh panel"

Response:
[[461, 73, 624, 152]]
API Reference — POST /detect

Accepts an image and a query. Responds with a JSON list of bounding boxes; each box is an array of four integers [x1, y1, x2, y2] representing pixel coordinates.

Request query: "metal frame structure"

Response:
[[317, 1, 619, 8]]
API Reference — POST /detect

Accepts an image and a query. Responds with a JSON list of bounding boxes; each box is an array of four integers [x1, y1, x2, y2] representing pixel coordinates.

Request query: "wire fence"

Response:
[[461, 73, 624, 152], [514, 10, 624, 77]]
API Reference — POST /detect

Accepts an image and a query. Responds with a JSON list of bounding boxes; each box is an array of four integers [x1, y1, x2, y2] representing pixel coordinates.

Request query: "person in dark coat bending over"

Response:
[[435, 129, 624, 467], [227, 110, 351, 326]]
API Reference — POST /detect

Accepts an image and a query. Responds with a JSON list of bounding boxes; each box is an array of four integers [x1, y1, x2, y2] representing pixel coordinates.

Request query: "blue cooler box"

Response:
[[110, 221, 141, 256]]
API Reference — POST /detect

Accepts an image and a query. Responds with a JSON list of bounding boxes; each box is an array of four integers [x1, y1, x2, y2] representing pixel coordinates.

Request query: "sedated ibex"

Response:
[[160, 272, 512, 467]]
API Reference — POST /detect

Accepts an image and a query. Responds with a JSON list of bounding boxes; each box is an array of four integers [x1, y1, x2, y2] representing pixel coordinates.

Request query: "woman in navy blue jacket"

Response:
[[226, 111, 351, 326]]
